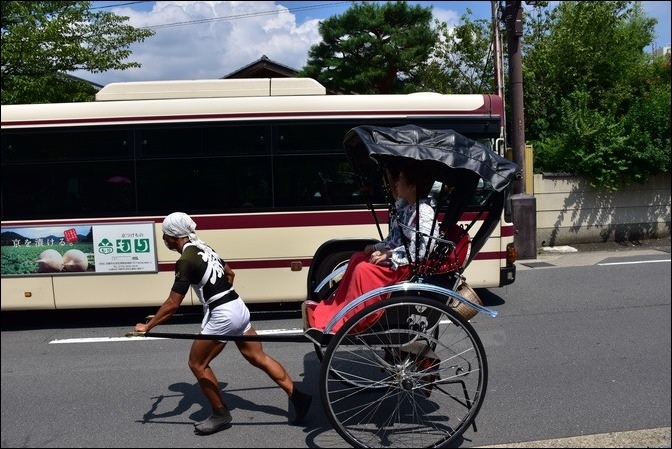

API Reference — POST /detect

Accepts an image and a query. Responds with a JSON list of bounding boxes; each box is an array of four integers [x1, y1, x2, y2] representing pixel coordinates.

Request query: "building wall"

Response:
[[531, 172, 671, 246], [653, 45, 671, 58]]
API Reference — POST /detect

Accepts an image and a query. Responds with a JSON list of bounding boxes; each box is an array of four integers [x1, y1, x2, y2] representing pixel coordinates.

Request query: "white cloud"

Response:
[[77, 1, 670, 86], [430, 4, 461, 26], [81, 1, 323, 85]]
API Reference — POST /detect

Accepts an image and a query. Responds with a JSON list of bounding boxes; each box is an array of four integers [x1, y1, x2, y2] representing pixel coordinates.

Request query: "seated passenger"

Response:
[[308, 165, 437, 333], [364, 164, 407, 256], [330, 165, 408, 281]]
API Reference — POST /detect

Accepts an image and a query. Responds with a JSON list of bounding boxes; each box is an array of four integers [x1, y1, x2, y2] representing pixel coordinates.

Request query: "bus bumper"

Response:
[[500, 265, 516, 286]]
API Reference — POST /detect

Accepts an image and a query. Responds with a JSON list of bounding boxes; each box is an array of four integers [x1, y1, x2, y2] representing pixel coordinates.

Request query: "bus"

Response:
[[0, 77, 516, 311]]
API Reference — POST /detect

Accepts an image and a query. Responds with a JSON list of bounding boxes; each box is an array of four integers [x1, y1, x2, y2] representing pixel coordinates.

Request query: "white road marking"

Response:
[[48, 327, 305, 344], [598, 259, 670, 266], [49, 336, 166, 344]]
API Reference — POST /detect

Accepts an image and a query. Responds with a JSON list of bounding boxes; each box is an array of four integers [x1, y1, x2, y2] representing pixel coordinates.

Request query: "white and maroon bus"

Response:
[[0, 78, 515, 311]]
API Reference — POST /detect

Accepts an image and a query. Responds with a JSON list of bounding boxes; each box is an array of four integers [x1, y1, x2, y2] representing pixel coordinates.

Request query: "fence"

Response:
[[531, 172, 671, 247]]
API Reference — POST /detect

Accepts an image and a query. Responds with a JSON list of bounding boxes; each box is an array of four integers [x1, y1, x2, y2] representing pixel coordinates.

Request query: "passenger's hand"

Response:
[[369, 251, 389, 265], [135, 323, 149, 333]]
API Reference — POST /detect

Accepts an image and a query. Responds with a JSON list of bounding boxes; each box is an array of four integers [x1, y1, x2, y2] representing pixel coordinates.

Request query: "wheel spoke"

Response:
[[320, 297, 488, 448]]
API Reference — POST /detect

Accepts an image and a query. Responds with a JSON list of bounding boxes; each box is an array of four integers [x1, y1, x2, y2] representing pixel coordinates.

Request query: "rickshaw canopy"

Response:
[[343, 124, 518, 192], [343, 124, 519, 262]]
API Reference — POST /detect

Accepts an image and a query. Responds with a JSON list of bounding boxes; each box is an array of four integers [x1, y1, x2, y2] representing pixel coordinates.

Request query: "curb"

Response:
[[537, 245, 578, 254]]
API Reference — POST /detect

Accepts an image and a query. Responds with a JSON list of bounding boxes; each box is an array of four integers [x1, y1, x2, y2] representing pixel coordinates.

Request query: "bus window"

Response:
[[136, 124, 271, 213], [274, 123, 385, 207], [135, 155, 272, 213], [1, 129, 133, 219], [273, 154, 358, 207], [1, 128, 131, 163], [2, 161, 136, 218], [229, 158, 272, 209], [139, 124, 267, 157], [203, 126, 267, 156], [276, 123, 353, 154]]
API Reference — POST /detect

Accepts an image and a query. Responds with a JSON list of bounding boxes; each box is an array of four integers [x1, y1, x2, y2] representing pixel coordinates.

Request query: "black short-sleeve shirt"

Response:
[[171, 243, 233, 303]]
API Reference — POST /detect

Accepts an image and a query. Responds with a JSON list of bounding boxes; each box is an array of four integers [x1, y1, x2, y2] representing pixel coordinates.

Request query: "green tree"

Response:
[[1, 1, 154, 104], [297, 1, 437, 94], [420, 11, 496, 94], [523, 1, 669, 190]]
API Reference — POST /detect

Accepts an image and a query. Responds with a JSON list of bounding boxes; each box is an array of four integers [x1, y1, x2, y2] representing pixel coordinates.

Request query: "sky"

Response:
[[81, 1, 672, 87]]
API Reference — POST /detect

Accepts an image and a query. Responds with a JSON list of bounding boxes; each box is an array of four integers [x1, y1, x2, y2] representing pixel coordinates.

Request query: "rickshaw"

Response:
[[302, 124, 518, 448], [131, 124, 518, 448]]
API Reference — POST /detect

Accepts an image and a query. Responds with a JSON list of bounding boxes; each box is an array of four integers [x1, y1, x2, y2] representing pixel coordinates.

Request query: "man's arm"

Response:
[[224, 263, 235, 285], [135, 290, 185, 333]]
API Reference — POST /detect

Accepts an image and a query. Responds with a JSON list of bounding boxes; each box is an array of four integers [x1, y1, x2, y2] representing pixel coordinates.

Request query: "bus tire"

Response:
[[313, 250, 354, 301]]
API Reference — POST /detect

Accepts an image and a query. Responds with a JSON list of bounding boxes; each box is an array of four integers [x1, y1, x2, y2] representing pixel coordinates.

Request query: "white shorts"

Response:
[[201, 297, 252, 339]]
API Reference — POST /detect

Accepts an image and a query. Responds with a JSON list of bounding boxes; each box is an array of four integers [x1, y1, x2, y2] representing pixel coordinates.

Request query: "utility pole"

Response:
[[504, 0, 537, 259], [492, 1, 506, 153], [505, 0, 525, 194]]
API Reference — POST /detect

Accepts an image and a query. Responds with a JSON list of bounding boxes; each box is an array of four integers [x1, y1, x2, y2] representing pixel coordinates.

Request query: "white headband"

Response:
[[162, 212, 196, 238]]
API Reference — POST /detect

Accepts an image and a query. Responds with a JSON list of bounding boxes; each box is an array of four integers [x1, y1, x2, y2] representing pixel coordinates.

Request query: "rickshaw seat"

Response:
[[304, 300, 317, 329], [416, 224, 471, 276], [304, 225, 471, 333]]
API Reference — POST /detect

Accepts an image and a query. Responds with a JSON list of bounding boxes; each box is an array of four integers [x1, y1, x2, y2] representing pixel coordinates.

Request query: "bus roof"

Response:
[[1, 78, 503, 130], [95, 78, 327, 101]]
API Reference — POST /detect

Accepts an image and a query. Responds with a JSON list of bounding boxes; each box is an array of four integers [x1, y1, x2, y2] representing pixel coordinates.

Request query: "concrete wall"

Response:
[[531, 172, 671, 246]]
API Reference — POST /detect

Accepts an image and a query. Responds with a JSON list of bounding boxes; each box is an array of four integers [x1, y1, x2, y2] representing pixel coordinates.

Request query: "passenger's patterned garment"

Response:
[[390, 198, 438, 269]]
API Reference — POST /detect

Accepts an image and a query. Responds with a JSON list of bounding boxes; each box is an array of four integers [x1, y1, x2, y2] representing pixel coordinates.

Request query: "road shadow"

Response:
[[476, 287, 505, 307]]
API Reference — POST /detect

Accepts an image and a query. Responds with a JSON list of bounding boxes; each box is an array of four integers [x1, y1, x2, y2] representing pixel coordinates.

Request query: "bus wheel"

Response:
[[314, 251, 352, 301]]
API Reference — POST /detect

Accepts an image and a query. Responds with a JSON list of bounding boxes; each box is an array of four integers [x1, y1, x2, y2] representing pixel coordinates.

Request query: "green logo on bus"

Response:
[[98, 238, 114, 255]]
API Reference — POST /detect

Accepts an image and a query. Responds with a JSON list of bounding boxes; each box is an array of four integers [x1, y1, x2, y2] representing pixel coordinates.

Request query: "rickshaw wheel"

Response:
[[319, 296, 488, 448], [317, 289, 440, 387]]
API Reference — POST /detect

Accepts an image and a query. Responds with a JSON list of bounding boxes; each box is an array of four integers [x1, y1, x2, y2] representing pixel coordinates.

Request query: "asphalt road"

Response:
[[1, 238, 670, 448]]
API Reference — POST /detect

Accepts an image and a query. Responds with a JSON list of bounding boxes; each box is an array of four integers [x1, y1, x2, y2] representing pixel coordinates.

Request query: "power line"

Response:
[[150, 2, 352, 30], [89, 1, 153, 10], [91, 1, 353, 30]]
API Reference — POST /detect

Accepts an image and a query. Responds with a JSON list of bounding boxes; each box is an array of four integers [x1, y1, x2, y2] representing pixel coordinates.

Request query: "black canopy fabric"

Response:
[[343, 124, 518, 192]]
